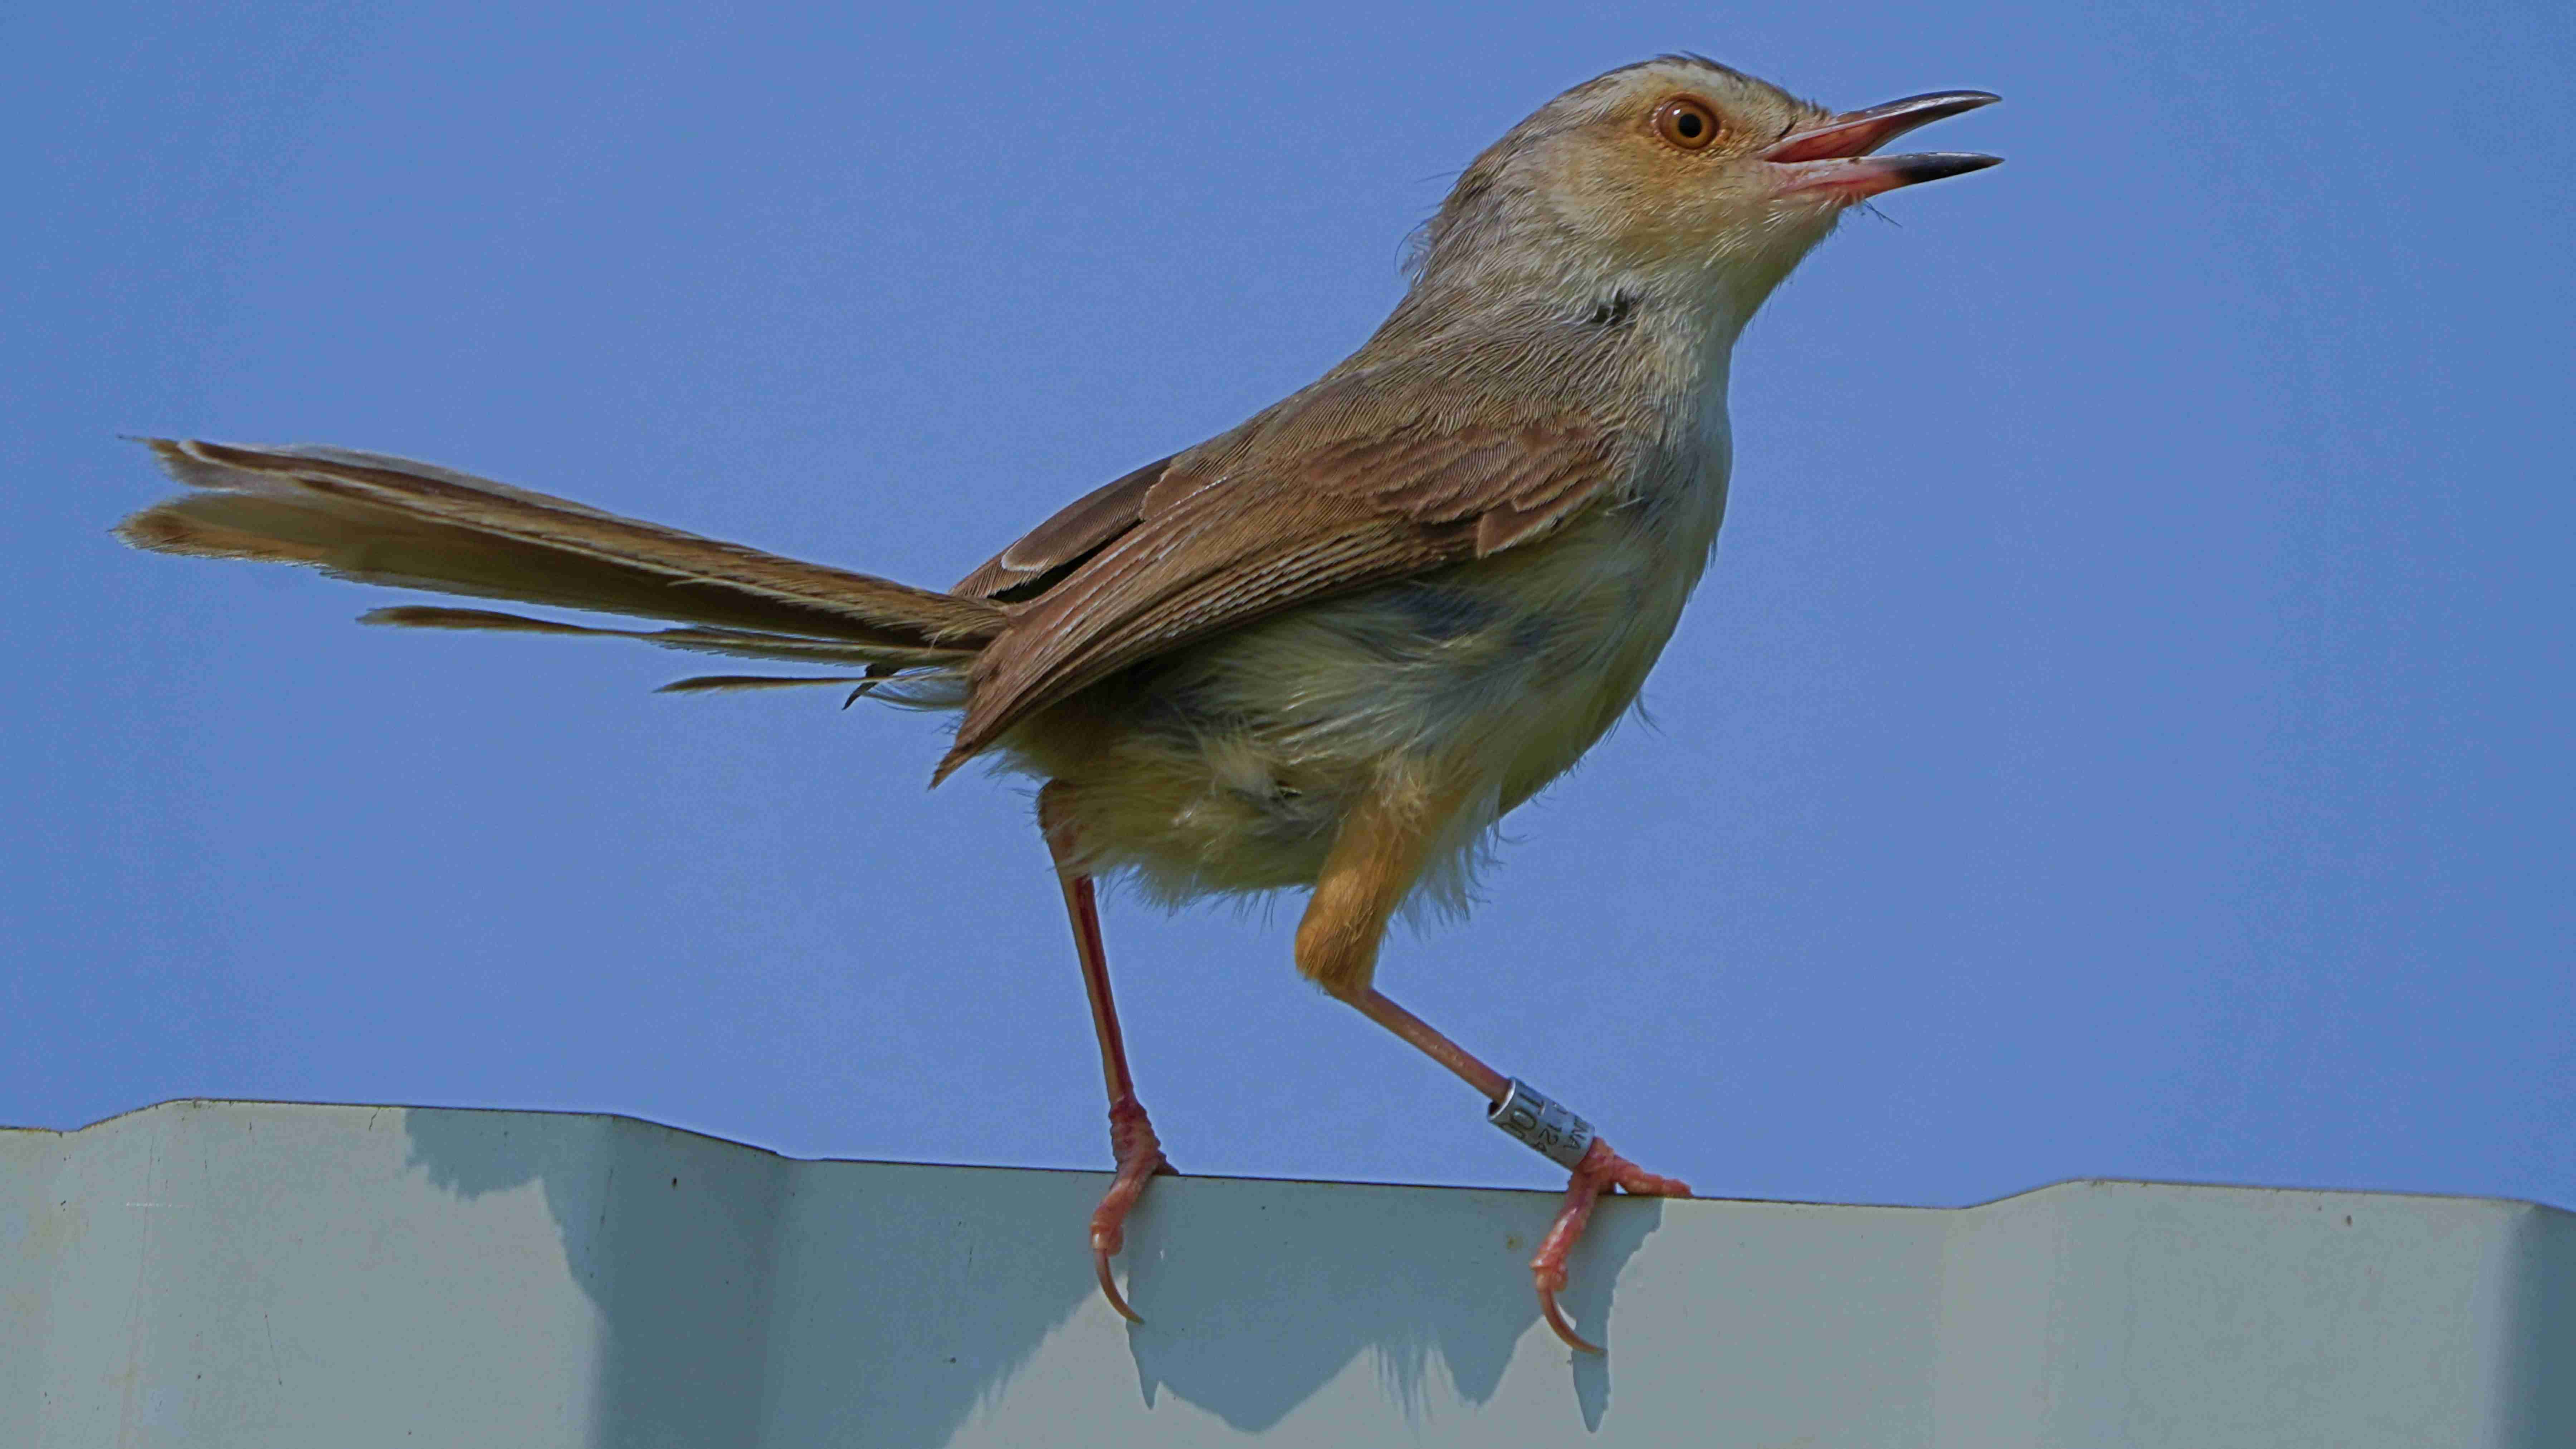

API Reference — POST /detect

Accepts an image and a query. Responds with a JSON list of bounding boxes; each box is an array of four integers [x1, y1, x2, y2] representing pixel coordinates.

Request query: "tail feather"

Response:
[[652, 674, 879, 695], [118, 440, 1002, 661], [360, 605, 969, 670]]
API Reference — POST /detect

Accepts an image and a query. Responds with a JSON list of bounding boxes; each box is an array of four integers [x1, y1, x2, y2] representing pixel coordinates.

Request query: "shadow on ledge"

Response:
[[400, 1106, 1649, 1445], [1118, 1174, 1662, 1433]]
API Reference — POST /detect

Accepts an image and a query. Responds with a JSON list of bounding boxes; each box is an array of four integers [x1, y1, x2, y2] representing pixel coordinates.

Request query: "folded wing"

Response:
[[938, 357, 1632, 778]]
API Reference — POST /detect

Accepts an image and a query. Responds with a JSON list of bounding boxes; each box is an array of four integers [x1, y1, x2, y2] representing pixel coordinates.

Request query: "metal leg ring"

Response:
[[1487, 1078, 1596, 1170]]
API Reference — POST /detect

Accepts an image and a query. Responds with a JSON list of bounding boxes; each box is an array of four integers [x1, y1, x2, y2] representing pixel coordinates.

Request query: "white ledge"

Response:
[[4, 1099, 2570, 1446]]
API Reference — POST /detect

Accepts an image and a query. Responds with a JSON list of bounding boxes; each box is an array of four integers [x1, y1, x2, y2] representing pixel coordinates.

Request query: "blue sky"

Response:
[[7, 1, 2569, 1214]]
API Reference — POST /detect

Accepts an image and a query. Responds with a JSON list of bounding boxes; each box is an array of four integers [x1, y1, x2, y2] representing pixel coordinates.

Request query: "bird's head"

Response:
[[1407, 56, 1999, 336]]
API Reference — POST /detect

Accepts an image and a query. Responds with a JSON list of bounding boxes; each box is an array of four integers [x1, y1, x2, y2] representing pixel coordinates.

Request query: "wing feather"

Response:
[[951, 455, 1174, 600], [937, 371, 1628, 777]]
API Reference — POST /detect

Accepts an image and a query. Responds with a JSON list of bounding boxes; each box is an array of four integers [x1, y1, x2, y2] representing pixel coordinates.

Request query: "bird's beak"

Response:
[[1763, 90, 2002, 200]]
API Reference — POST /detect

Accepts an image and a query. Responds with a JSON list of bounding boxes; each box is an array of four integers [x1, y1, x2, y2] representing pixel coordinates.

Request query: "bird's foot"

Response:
[[1531, 1138, 1692, 1354], [1090, 1095, 1172, 1323]]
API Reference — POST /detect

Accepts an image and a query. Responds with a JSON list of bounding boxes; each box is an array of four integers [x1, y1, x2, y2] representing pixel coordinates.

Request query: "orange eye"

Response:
[[1653, 97, 1722, 151]]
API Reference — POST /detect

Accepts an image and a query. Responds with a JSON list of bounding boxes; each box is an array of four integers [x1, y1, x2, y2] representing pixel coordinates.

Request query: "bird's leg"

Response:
[[1295, 774, 1690, 1355], [1038, 783, 1170, 1324]]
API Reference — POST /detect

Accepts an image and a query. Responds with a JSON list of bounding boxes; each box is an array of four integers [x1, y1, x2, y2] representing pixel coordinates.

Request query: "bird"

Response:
[[114, 54, 1998, 1353]]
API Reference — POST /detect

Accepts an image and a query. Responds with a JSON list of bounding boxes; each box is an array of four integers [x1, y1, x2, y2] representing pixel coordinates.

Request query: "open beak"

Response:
[[1763, 90, 2001, 200]]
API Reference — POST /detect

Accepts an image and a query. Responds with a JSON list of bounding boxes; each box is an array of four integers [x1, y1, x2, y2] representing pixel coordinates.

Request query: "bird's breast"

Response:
[[1016, 434, 1731, 913]]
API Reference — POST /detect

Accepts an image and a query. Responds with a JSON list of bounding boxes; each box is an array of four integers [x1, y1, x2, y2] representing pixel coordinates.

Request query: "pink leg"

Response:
[[1346, 986, 1690, 1354], [1040, 786, 1171, 1324], [1343, 987, 1510, 1100], [1293, 781, 1686, 1350]]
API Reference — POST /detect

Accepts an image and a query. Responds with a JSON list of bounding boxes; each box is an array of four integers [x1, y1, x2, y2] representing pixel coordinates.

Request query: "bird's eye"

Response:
[[1653, 97, 1723, 151]]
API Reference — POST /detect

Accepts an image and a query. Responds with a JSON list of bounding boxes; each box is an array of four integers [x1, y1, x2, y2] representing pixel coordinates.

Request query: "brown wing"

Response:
[[951, 455, 1175, 600], [936, 372, 1628, 779]]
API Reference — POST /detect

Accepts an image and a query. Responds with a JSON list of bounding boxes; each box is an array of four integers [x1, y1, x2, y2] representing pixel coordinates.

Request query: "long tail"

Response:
[[117, 439, 1001, 688]]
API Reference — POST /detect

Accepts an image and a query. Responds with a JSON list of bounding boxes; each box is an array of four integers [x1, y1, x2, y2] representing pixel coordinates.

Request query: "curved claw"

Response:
[[1088, 1097, 1166, 1325], [1528, 1137, 1693, 1355], [1538, 1283, 1604, 1355], [1093, 1240, 1144, 1324]]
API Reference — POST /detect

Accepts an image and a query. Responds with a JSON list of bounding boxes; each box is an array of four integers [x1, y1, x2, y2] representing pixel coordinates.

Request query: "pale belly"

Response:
[[1010, 497, 1721, 913]]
